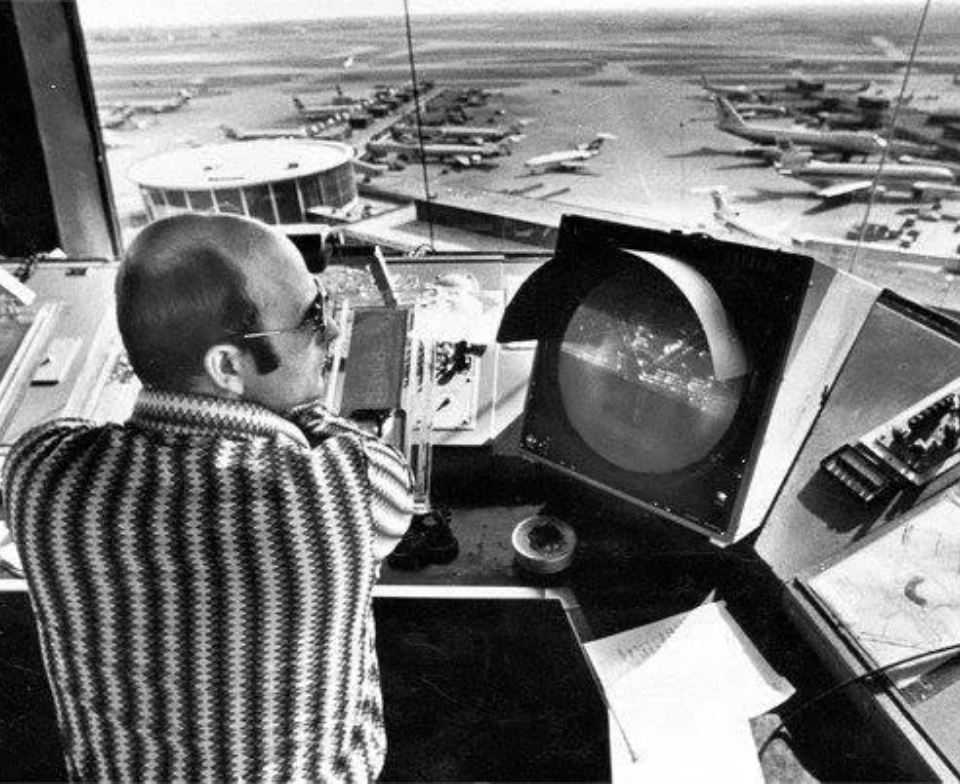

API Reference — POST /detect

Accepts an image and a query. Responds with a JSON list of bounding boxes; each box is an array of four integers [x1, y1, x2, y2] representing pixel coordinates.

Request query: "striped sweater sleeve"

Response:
[[287, 400, 413, 560], [3, 419, 92, 542]]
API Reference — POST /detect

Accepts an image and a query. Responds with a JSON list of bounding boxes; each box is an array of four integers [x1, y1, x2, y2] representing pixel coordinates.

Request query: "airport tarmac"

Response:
[[87, 10, 960, 261]]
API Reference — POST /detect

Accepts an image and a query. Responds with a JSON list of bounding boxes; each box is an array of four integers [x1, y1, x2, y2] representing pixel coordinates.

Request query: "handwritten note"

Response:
[[584, 601, 794, 783]]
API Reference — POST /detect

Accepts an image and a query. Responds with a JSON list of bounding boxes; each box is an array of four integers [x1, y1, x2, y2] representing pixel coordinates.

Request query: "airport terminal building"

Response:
[[127, 139, 359, 225]]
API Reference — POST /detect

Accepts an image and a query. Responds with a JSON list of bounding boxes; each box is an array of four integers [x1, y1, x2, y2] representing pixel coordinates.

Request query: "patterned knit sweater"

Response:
[[2, 390, 413, 783]]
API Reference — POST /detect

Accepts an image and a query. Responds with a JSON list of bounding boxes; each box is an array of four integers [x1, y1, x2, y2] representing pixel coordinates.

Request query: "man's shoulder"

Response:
[[6, 418, 109, 471], [359, 436, 407, 472], [13, 417, 102, 447]]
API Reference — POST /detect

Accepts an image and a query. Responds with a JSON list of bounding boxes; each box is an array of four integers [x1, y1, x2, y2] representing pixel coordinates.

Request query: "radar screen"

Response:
[[558, 257, 748, 476], [502, 215, 814, 540]]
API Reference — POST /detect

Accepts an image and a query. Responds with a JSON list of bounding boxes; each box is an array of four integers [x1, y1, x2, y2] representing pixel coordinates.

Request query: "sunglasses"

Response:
[[235, 279, 329, 342]]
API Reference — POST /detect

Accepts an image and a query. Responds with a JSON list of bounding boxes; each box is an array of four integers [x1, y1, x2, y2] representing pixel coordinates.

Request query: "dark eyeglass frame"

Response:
[[233, 279, 329, 342]]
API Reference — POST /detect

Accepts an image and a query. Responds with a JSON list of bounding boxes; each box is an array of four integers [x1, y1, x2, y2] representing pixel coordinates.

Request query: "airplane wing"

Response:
[[815, 180, 874, 200]]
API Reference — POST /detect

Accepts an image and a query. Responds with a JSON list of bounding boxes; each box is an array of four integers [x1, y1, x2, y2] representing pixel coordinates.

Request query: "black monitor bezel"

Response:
[[513, 215, 814, 538]]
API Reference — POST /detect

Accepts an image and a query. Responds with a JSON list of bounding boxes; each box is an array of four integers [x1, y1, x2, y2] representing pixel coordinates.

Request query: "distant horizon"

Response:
[[77, 0, 948, 31]]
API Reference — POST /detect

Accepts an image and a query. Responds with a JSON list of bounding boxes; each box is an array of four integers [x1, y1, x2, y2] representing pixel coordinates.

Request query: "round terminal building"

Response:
[[127, 139, 358, 226]]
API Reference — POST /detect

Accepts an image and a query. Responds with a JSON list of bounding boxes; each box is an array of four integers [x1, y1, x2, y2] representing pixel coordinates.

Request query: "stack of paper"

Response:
[[584, 601, 794, 783]]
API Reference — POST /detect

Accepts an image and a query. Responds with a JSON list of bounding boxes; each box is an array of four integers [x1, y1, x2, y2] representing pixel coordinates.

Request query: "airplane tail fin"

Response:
[[710, 187, 730, 214], [586, 132, 617, 151], [714, 96, 745, 128]]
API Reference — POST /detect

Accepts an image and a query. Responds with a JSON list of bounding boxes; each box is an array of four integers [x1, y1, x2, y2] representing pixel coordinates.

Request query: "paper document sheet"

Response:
[[585, 601, 794, 782]]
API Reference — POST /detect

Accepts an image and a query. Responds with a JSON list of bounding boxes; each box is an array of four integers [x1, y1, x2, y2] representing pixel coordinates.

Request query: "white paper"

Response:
[[807, 487, 960, 687], [584, 611, 688, 691], [627, 602, 791, 716], [585, 602, 794, 782], [609, 706, 764, 784]]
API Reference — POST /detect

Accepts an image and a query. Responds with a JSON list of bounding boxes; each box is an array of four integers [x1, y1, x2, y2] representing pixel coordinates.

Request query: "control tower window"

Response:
[[215, 189, 244, 215], [273, 180, 301, 224], [244, 185, 275, 225], [186, 190, 214, 213]]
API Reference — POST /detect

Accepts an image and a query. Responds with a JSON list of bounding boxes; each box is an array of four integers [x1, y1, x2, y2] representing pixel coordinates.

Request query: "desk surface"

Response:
[[378, 452, 914, 782]]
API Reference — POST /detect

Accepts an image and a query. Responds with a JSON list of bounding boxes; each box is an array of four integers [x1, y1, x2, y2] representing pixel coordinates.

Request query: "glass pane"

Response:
[[186, 190, 214, 212], [335, 163, 356, 205], [165, 190, 186, 208], [244, 185, 275, 224], [300, 176, 321, 209], [272, 181, 301, 224], [75, 0, 958, 320], [317, 170, 332, 206], [215, 189, 244, 215]]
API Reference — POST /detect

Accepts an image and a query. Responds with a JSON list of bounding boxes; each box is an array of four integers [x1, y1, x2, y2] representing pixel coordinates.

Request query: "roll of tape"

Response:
[[511, 515, 577, 575]]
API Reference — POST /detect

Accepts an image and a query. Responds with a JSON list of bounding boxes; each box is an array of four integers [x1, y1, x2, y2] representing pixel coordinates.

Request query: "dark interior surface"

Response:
[[0, 593, 609, 782], [0, 2, 58, 256], [377, 597, 609, 782]]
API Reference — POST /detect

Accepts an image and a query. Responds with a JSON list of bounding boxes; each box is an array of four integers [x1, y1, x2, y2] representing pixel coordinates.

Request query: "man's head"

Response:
[[116, 214, 338, 413]]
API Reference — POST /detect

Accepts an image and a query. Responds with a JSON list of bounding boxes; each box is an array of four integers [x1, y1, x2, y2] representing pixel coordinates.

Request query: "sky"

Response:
[[76, 0, 943, 30]]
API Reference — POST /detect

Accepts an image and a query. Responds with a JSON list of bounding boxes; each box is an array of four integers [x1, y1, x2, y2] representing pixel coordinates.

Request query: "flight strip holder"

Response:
[[337, 304, 411, 451], [334, 246, 405, 444], [821, 376, 960, 504], [815, 291, 960, 506], [335, 299, 440, 515]]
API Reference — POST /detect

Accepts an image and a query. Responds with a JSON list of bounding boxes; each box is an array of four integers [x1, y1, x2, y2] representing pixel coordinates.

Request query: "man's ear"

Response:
[[203, 343, 246, 396]]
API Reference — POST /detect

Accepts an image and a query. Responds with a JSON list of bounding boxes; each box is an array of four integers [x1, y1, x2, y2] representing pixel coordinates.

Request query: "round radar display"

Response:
[[556, 252, 750, 475]]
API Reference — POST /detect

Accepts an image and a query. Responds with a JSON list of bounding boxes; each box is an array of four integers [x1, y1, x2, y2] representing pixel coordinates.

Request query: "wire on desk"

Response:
[[757, 641, 960, 758]]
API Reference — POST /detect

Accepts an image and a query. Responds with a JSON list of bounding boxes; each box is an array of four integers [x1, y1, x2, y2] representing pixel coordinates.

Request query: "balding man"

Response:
[[3, 214, 413, 782]]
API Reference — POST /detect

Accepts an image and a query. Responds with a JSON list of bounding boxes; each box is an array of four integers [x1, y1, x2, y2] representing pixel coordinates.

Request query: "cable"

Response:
[[852, 0, 933, 268], [757, 641, 960, 758], [15, 255, 39, 283], [401, 0, 435, 251]]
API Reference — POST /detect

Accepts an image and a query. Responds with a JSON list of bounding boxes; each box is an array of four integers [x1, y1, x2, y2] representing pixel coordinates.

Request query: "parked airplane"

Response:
[[700, 75, 761, 103], [293, 97, 365, 121], [391, 123, 515, 142], [100, 89, 193, 115], [775, 149, 960, 201], [899, 155, 960, 178], [523, 133, 616, 173], [98, 105, 134, 129], [220, 124, 323, 141], [353, 158, 389, 177], [366, 137, 505, 168], [698, 187, 786, 246], [919, 104, 960, 125], [713, 97, 929, 159], [735, 103, 790, 119]]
